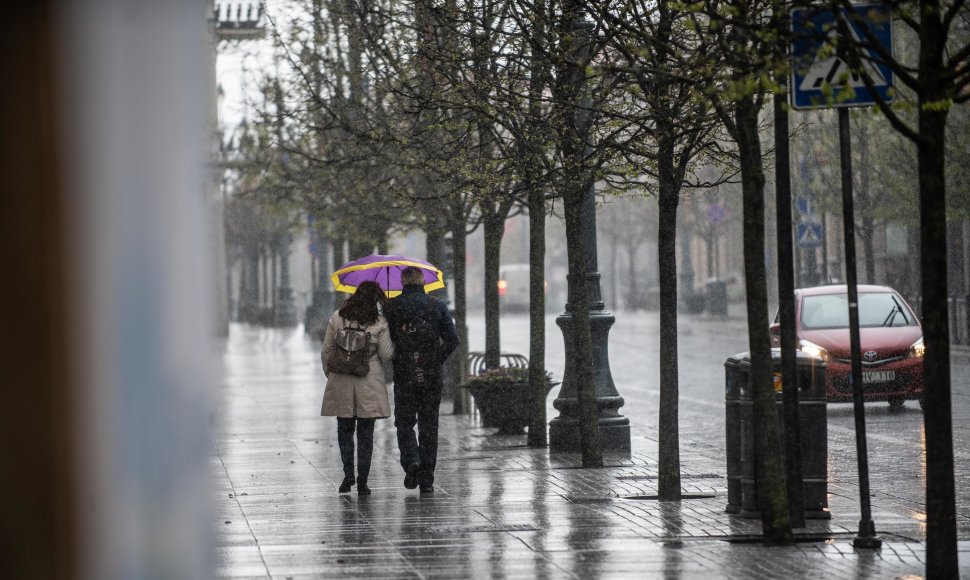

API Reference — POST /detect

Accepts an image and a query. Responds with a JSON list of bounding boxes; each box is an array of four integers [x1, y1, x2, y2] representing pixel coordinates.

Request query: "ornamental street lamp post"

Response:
[[549, 16, 630, 454], [549, 182, 631, 453]]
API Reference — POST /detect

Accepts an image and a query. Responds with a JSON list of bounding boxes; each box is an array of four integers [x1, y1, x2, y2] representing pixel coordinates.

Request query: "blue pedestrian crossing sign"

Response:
[[790, 4, 894, 109], [797, 223, 824, 249]]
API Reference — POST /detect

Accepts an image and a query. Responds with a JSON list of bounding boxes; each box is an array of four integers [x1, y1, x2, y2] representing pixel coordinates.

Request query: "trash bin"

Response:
[[797, 355, 829, 519], [727, 349, 830, 520], [706, 280, 728, 317]]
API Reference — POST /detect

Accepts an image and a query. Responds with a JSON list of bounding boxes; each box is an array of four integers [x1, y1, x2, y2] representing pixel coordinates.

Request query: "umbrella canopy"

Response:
[[331, 254, 445, 297]]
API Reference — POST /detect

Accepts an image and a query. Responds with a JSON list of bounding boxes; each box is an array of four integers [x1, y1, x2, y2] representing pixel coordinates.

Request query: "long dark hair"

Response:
[[338, 281, 387, 326]]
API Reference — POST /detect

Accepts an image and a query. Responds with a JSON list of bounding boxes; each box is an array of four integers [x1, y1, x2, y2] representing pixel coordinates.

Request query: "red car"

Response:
[[770, 285, 924, 410]]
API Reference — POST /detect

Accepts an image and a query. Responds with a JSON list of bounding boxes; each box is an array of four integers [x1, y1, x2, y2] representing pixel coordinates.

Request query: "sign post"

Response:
[[790, 3, 893, 550]]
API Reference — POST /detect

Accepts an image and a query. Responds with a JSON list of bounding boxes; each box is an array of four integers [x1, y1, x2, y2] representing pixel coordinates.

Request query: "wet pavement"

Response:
[[213, 315, 970, 578]]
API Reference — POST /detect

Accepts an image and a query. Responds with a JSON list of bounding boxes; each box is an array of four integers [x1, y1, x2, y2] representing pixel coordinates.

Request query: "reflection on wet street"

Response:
[[213, 316, 970, 577]]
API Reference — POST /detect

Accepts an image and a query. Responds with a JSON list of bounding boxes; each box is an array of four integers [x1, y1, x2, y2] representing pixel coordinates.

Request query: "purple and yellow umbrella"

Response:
[[331, 254, 445, 297]]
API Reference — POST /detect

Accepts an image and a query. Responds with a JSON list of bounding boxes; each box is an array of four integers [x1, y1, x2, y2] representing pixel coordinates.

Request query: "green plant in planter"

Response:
[[464, 367, 557, 435], [465, 367, 553, 387]]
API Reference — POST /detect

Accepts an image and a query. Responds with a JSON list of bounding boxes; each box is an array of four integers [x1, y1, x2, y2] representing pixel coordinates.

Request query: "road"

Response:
[[466, 308, 970, 539]]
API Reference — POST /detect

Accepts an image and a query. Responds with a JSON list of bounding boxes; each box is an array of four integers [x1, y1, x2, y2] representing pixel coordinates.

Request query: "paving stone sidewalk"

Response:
[[213, 325, 969, 578]]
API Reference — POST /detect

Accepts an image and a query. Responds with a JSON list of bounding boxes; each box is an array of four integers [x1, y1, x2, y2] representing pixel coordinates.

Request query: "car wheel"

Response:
[[888, 397, 905, 411]]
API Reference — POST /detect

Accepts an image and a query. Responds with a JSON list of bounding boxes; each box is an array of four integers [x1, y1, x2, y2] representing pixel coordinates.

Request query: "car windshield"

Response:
[[800, 292, 915, 330]]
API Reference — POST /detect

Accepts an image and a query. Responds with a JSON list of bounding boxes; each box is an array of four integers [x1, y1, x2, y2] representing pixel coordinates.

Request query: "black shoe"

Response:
[[419, 484, 434, 494], [357, 483, 372, 496], [404, 463, 420, 490], [338, 474, 355, 493]]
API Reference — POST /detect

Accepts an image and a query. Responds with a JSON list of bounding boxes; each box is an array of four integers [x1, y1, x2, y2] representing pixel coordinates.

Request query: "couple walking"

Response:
[[320, 266, 459, 496]]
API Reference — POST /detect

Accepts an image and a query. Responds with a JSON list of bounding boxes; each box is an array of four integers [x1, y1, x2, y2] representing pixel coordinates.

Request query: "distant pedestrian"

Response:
[[321, 281, 395, 496], [385, 266, 459, 493]]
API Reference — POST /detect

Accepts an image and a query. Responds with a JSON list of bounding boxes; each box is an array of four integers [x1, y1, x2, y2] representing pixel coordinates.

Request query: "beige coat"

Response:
[[320, 311, 394, 418]]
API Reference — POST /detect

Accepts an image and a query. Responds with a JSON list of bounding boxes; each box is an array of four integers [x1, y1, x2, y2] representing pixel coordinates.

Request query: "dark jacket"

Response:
[[385, 284, 459, 382]]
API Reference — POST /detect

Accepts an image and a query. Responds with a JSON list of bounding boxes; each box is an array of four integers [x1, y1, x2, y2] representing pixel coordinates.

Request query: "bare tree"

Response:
[[594, 0, 734, 500], [689, 0, 794, 542], [810, 0, 970, 571]]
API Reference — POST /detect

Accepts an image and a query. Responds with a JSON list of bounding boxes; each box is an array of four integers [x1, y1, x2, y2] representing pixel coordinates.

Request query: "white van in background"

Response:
[[498, 263, 545, 312]]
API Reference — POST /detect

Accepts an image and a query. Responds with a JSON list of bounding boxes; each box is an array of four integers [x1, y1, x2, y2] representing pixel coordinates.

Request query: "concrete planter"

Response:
[[464, 368, 557, 435]]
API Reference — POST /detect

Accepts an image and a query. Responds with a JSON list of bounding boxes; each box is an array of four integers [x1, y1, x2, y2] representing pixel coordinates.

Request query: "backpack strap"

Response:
[[340, 317, 374, 354], [419, 298, 440, 347], [421, 297, 438, 321]]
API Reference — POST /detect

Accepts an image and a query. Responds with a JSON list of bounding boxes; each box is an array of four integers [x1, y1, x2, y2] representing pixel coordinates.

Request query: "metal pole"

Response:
[[839, 107, 881, 549], [822, 212, 830, 283], [775, 88, 804, 528]]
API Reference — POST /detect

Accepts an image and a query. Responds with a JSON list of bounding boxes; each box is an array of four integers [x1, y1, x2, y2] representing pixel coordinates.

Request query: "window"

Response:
[[800, 292, 914, 330]]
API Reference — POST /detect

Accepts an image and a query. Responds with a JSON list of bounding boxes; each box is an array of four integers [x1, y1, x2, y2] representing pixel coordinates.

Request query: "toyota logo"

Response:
[[863, 351, 878, 362]]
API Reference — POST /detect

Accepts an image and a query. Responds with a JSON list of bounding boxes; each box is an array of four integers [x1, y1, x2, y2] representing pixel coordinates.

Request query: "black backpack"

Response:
[[394, 298, 440, 384]]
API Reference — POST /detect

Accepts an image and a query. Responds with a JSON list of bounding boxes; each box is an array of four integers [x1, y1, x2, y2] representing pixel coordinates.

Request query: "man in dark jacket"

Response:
[[385, 266, 460, 493]]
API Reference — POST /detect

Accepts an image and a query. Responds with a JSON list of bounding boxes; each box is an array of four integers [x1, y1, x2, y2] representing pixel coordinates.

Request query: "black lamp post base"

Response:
[[549, 308, 631, 454], [549, 415, 631, 453], [852, 519, 881, 549]]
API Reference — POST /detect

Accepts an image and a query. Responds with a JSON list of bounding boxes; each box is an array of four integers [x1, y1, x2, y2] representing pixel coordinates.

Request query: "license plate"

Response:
[[862, 370, 895, 384]]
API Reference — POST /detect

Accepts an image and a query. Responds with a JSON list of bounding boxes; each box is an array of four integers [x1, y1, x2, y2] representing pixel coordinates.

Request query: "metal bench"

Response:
[[466, 351, 530, 376]]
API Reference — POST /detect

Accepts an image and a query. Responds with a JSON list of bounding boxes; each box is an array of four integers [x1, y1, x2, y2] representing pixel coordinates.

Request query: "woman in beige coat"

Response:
[[321, 281, 394, 495]]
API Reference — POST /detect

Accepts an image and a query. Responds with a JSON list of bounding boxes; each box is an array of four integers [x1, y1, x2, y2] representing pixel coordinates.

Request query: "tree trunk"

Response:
[[657, 139, 681, 500], [857, 122, 876, 284], [338, 238, 349, 267], [626, 243, 638, 309], [482, 212, 503, 368], [246, 247, 260, 322], [425, 213, 445, 268], [656, 196, 681, 499], [861, 217, 876, 284], [261, 249, 269, 311], [525, 7, 549, 444], [737, 96, 791, 543], [707, 235, 715, 279], [450, 204, 470, 414], [918, 5, 956, 569], [348, 239, 371, 262], [271, 248, 278, 317], [608, 233, 618, 309], [528, 187, 547, 446], [310, 239, 318, 293]]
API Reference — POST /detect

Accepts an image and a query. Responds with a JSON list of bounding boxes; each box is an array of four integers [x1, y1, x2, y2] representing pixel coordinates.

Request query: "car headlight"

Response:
[[909, 337, 925, 358], [798, 339, 829, 361]]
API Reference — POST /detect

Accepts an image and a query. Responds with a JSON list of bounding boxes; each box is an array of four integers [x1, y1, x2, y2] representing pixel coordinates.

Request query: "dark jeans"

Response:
[[394, 382, 442, 486], [337, 417, 376, 484]]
